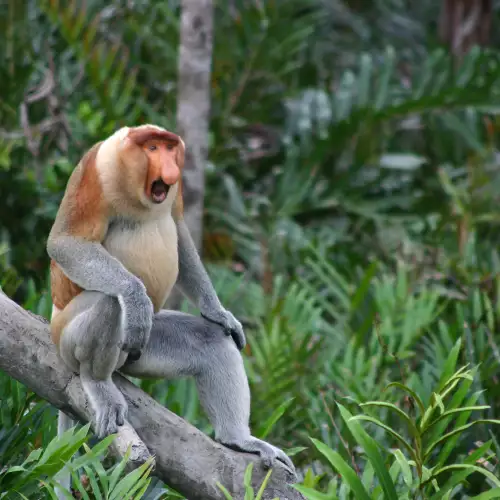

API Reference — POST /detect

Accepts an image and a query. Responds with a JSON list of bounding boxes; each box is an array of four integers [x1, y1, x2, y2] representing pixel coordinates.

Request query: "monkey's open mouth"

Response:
[[151, 179, 169, 204]]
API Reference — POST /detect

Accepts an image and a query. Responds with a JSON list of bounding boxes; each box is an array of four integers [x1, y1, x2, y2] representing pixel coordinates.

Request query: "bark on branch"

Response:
[[0, 292, 303, 500]]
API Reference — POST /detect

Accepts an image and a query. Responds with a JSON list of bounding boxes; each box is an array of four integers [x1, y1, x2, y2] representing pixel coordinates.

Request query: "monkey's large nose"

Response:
[[161, 163, 180, 185]]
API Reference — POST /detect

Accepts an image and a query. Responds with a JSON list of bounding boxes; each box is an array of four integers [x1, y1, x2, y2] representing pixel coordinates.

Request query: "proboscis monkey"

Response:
[[47, 125, 295, 493]]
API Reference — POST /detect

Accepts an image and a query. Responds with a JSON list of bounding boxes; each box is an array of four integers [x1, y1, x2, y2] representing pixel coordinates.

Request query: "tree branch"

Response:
[[0, 292, 303, 500]]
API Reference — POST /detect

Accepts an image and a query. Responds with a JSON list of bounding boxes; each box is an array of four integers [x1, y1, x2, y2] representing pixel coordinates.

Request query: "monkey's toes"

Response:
[[95, 403, 127, 439], [275, 449, 296, 475], [259, 453, 273, 469], [220, 437, 296, 477], [251, 440, 296, 476]]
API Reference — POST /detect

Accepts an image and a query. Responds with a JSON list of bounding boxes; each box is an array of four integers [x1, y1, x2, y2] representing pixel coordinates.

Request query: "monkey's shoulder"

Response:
[[53, 143, 108, 239]]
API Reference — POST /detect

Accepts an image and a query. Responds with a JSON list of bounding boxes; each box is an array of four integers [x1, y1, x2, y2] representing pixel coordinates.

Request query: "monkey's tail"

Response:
[[56, 410, 75, 500]]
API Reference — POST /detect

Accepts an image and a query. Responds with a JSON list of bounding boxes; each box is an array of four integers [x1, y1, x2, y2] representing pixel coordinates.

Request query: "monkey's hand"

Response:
[[121, 281, 154, 357], [201, 308, 246, 350]]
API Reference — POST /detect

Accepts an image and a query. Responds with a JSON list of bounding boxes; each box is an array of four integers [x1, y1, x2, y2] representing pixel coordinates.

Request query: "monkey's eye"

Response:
[[167, 144, 174, 151], [148, 145, 157, 151]]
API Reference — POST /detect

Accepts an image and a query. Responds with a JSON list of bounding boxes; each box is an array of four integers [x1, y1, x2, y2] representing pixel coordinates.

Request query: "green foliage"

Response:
[[0, 424, 153, 499], [38, 0, 144, 128], [217, 463, 277, 500], [294, 359, 500, 499], [3, 0, 500, 498]]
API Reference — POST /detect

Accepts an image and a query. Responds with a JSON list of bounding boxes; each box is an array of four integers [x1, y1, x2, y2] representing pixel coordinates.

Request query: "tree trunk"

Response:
[[169, 0, 215, 310], [439, 0, 492, 61], [176, 0, 214, 250]]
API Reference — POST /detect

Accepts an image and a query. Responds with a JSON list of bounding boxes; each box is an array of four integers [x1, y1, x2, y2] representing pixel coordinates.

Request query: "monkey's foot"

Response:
[[91, 393, 153, 471], [92, 389, 128, 439], [218, 437, 296, 476]]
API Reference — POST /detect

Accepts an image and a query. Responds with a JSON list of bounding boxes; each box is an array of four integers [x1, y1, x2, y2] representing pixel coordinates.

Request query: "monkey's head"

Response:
[[96, 125, 185, 215]]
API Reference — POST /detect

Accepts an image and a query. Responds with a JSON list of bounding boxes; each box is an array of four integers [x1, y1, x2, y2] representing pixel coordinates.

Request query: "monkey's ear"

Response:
[[176, 137, 186, 170], [173, 138, 185, 220]]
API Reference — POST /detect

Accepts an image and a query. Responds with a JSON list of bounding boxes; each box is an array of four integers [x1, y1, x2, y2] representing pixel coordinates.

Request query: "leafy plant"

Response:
[[295, 345, 500, 499], [217, 463, 277, 500], [0, 423, 153, 499]]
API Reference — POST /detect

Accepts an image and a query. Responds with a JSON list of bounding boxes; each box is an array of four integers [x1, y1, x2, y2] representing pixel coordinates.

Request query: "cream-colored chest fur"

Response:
[[103, 215, 179, 311]]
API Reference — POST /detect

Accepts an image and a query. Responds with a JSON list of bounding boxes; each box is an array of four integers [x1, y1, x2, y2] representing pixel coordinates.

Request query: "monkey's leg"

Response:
[[120, 311, 296, 474], [59, 291, 129, 438]]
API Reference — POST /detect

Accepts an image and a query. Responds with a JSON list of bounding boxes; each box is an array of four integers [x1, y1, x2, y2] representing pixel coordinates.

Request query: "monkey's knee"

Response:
[[195, 331, 249, 407], [199, 331, 245, 375], [58, 292, 122, 371]]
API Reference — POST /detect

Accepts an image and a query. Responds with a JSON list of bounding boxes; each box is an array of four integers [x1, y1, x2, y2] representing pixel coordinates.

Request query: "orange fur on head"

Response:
[[127, 127, 180, 147]]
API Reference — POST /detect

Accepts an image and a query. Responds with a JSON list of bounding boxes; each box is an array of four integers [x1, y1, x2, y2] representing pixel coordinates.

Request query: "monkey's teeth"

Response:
[[152, 192, 166, 203]]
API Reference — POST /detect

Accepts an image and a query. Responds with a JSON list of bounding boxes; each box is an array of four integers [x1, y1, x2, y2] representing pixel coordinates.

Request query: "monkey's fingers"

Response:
[[116, 405, 126, 427], [126, 349, 142, 362], [200, 313, 226, 334], [201, 312, 246, 350], [229, 328, 246, 351]]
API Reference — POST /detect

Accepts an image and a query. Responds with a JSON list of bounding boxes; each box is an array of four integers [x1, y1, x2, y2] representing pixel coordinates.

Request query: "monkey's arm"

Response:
[[173, 218, 246, 350], [48, 234, 147, 304], [48, 233, 153, 353]]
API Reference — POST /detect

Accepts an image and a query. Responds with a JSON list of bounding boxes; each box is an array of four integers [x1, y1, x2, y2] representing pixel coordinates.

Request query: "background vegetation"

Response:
[[3, 0, 500, 497]]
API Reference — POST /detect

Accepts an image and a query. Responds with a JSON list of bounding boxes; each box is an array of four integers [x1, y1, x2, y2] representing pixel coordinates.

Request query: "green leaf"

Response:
[[216, 481, 234, 500], [258, 397, 294, 439], [82, 465, 102, 500], [21, 449, 42, 467], [428, 464, 500, 489], [437, 346, 465, 393], [431, 392, 445, 414], [337, 405, 398, 500], [427, 373, 477, 461], [108, 446, 131, 493], [359, 401, 417, 437], [423, 405, 490, 435], [469, 488, 500, 500], [255, 468, 274, 500], [109, 458, 153, 500], [348, 416, 416, 461], [310, 438, 370, 500], [70, 469, 91, 500], [429, 441, 493, 499], [384, 382, 425, 416], [350, 261, 378, 313], [292, 484, 337, 500], [425, 419, 500, 458], [390, 449, 412, 488], [244, 462, 255, 500], [285, 447, 308, 457]]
